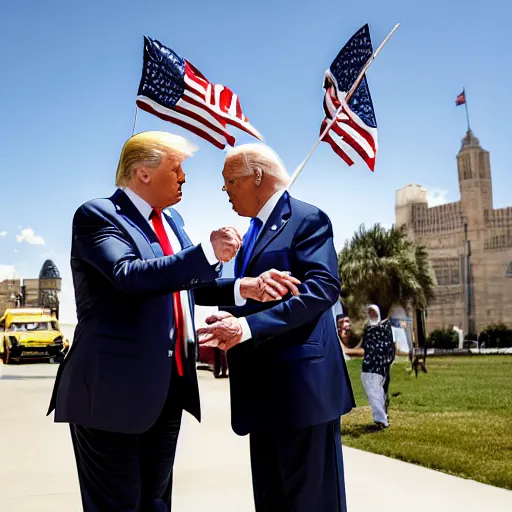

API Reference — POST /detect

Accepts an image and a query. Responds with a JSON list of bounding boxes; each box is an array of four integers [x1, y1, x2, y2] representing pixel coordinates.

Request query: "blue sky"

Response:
[[1, 0, 511, 322]]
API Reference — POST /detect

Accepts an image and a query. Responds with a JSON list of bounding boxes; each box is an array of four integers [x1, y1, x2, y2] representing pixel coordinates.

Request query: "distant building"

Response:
[[395, 130, 512, 335], [0, 260, 62, 318]]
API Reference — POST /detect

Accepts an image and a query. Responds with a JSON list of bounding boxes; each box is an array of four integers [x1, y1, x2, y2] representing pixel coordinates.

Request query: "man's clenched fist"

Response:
[[210, 227, 242, 262]]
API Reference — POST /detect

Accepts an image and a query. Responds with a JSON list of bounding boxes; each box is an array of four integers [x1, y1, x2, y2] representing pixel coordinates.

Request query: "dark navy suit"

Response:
[[196, 192, 355, 511], [48, 189, 219, 511]]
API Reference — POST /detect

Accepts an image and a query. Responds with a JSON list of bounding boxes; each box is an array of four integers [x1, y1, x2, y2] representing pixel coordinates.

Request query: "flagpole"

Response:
[[463, 87, 471, 131], [131, 105, 139, 136], [287, 23, 400, 190]]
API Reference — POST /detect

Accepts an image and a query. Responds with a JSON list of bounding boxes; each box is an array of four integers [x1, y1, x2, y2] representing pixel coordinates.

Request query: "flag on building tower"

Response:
[[320, 24, 378, 171], [456, 90, 466, 106], [136, 36, 263, 149]]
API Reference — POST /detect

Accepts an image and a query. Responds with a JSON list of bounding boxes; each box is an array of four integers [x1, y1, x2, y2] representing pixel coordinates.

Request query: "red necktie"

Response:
[[151, 209, 185, 377]]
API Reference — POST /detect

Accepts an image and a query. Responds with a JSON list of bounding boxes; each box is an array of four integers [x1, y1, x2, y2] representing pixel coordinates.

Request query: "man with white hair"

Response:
[[47, 132, 297, 512], [198, 143, 355, 512]]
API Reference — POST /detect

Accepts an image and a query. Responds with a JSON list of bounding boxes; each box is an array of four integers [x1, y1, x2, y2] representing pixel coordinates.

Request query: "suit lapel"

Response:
[[163, 209, 192, 249], [234, 245, 245, 278], [246, 192, 291, 273], [111, 189, 160, 258]]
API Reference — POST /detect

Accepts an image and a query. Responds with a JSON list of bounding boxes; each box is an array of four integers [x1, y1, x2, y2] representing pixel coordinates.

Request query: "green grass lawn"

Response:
[[342, 356, 512, 490]]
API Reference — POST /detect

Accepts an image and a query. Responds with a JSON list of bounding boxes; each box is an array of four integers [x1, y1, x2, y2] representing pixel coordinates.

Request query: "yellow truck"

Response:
[[0, 308, 69, 364]]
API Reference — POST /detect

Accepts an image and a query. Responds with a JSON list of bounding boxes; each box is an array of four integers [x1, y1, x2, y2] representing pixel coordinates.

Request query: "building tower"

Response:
[[394, 183, 428, 237], [457, 129, 493, 228], [38, 260, 62, 318]]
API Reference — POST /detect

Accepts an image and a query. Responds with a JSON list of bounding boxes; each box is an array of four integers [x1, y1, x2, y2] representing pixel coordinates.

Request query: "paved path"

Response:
[[1, 362, 511, 511]]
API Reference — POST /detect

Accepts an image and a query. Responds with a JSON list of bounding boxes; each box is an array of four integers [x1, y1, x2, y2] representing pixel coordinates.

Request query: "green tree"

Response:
[[337, 223, 436, 319]]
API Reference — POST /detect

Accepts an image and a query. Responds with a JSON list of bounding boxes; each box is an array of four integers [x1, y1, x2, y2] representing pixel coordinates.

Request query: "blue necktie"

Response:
[[237, 218, 263, 278]]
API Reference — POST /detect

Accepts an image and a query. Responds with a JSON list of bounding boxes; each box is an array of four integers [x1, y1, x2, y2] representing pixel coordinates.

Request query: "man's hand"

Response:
[[240, 269, 301, 302], [197, 312, 242, 351], [210, 227, 242, 262]]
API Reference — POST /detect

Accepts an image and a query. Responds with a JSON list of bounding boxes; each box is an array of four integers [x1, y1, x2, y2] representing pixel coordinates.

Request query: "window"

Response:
[[461, 155, 471, 180], [506, 262, 512, 277], [9, 322, 50, 332], [479, 153, 488, 179], [432, 258, 461, 286]]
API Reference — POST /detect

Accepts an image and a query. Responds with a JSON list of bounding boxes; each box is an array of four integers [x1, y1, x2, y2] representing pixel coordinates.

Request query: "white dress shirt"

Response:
[[238, 188, 286, 342], [123, 187, 218, 265]]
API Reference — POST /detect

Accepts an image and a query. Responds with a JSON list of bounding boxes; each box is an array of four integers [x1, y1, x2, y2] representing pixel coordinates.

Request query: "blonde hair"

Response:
[[115, 131, 198, 187], [226, 143, 289, 186]]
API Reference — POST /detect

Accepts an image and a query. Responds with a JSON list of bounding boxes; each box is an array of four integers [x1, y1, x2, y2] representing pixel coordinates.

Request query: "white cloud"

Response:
[[426, 189, 449, 207], [16, 228, 45, 245], [0, 265, 18, 281], [0, 231, 7, 237]]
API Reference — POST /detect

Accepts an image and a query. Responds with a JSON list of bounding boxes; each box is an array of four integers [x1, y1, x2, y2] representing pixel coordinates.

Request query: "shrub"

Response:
[[427, 328, 458, 349], [480, 324, 512, 348]]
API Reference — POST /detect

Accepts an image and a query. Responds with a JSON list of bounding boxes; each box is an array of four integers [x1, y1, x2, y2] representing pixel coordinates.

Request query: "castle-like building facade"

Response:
[[0, 260, 62, 318], [395, 130, 512, 335]]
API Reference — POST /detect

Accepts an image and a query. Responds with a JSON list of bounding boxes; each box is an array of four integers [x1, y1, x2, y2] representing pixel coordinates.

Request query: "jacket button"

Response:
[[168, 350, 173, 358]]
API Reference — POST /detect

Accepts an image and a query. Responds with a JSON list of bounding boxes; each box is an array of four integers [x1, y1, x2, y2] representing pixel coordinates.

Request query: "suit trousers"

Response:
[[249, 419, 347, 512], [69, 367, 183, 512]]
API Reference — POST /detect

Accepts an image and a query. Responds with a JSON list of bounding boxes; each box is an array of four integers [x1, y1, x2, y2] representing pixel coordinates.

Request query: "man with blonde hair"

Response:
[[198, 143, 355, 512], [47, 132, 297, 512]]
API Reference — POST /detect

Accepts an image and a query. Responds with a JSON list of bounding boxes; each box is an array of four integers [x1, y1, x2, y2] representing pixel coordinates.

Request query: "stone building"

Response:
[[0, 260, 62, 318], [395, 129, 512, 335], [0, 278, 21, 314]]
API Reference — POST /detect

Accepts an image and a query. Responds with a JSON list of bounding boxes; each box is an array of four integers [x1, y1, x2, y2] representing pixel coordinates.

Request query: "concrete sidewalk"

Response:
[[1, 363, 511, 511]]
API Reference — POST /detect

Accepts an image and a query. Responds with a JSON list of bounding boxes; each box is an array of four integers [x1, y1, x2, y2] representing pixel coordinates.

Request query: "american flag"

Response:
[[136, 36, 263, 149], [320, 24, 378, 171], [455, 90, 466, 106]]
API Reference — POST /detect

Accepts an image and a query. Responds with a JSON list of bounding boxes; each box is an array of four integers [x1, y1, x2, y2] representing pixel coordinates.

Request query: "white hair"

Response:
[[226, 143, 289, 185]]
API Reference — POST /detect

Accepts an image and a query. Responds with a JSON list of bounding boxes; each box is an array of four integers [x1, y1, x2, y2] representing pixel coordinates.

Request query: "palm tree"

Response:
[[337, 223, 435, 319]]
